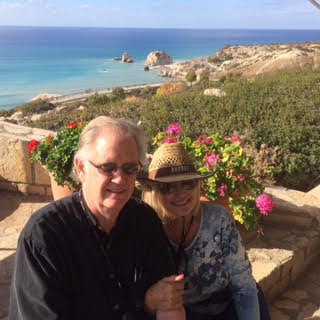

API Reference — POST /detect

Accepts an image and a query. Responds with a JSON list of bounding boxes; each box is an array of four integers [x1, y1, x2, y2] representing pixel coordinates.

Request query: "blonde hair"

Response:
[[142, 182, 201, 221]]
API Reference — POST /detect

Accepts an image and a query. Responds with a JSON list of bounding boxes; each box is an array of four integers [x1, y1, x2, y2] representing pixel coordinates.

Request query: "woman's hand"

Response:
[[145, 274, 185, 313]]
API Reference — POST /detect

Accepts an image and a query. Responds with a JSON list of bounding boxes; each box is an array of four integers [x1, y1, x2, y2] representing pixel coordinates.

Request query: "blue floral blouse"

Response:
[[173, 203, 259, 320]]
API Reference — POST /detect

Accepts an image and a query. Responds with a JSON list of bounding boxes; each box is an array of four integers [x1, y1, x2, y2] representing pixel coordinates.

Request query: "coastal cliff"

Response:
[[159, 41, 320, 80]]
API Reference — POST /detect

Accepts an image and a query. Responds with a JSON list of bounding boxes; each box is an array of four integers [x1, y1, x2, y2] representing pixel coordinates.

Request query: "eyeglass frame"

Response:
[[87, 159, 142, 176]]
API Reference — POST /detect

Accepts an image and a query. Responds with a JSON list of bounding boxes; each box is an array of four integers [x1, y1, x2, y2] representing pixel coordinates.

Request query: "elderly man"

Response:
[[9, 116, 184, 320]]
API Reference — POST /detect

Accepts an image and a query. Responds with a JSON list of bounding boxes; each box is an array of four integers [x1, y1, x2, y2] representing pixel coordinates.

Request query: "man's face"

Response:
[[78, 128, 139, 216]]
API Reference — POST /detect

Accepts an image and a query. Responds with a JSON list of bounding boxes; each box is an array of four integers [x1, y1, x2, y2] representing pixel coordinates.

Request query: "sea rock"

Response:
[[10, 111, 24, 120], [145, 51, 173, 67], [31, 93, 61, 101], [203, 88, 227, 97], [144, 65, 149, 71], [122, 53, 134, 63]]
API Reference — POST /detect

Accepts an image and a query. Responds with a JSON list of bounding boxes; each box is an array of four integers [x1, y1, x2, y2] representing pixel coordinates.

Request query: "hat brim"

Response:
[[137, 171, 214, 184]]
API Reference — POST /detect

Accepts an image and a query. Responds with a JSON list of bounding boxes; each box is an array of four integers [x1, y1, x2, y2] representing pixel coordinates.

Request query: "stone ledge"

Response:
[[247, 221, 320, 302]]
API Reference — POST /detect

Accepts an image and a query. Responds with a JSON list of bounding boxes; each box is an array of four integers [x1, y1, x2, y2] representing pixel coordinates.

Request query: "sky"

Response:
[[0, 0, 320, 29]]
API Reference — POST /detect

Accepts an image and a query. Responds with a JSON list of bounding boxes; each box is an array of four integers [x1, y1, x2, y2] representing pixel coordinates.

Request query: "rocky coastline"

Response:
[[1, 41, 319, 125]]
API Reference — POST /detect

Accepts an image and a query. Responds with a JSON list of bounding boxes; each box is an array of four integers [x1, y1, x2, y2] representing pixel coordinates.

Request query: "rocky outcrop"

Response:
[[31, 93, 61, 101], [145, 51, 173, 67], [122, 53, 134, 63], [159, 42, 320, 80], [203, 88, 226, 97]]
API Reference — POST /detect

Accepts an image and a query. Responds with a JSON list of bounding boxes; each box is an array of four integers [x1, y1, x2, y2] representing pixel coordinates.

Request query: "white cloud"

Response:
[[80, 4, 89, 8], [0, 1, 24, 8]]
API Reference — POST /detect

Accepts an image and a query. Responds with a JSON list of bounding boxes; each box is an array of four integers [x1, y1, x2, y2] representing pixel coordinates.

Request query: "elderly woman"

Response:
[[139, 142, 270, 320]]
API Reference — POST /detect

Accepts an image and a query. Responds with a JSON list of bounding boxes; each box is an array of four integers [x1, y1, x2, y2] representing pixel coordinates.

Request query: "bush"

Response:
[[156, 81, 188, 96], [110, 87, 126, 101], [15, 99, 56, 116], [26, 69, 320, 191]]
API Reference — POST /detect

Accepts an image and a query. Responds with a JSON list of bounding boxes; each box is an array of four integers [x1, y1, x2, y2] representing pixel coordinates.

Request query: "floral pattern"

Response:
[[176, 203, 259, 318]]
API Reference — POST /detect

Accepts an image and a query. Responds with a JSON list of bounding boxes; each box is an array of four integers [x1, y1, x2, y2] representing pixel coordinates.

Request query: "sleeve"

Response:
[[220, 211, 260, 320], [143, 206, 177, 284], [9, 234, 71, 320]]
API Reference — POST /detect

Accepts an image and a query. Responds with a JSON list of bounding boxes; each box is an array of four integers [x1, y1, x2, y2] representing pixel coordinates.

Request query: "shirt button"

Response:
[[113, 304, 120, 310]]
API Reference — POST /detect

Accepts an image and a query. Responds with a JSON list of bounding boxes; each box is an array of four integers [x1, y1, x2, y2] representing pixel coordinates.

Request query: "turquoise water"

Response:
[[1, 26, 320, 110]]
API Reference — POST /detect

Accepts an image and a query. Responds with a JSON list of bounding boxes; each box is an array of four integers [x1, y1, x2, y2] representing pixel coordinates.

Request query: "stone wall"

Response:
[[0, 121, 54, 196]]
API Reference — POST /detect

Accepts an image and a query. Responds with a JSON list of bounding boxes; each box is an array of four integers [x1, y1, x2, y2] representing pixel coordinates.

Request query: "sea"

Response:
[[1, 26, 320, 110]]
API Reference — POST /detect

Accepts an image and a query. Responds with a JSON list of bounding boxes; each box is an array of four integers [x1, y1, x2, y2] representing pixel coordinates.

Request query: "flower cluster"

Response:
[[28, 121, 87, 189], [153, 124, 274, 231]]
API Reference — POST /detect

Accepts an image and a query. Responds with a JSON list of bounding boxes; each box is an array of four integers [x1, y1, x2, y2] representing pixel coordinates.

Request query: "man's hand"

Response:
[[145, 274, 185, 313]]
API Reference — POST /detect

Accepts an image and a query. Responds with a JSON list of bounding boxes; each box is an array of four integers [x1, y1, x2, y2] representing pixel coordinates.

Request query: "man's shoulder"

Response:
[[127, 197, 159, 219], [21, 193, 82, 242]]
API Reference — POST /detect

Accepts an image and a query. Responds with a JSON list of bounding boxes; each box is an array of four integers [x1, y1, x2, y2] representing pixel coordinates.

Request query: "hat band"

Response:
[[149, 165, 196, 180]]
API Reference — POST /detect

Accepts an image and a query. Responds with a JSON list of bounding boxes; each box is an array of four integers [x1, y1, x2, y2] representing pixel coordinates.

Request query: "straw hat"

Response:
[[138, 142, 213, 183]]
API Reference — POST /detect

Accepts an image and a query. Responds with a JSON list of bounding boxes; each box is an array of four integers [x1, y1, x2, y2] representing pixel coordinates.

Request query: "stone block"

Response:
[[0, 181, 17, 192], [2, 121, 32, 135], [290, 250, 305, 282], [280, 255, 294, 278], [269, 307, 290, 320], [17, 184, 46, 196], [306, 236, 320, 257], [273, 298, 300, 311], [264, 211, 313, 228], [0, 136, 32, 184], [252, 260, 280, 292], [267, 274, 291, 301], [33, 163, 50, 185]]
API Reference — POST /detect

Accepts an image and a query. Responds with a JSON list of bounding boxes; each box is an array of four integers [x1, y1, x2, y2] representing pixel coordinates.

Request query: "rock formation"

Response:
[[122, 53, 134, 63], [158, 42, 320, 80], [145, 51, 173, 67]]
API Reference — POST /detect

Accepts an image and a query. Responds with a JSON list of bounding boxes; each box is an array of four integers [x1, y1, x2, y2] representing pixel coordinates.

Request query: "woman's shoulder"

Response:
[[201, 202, 234, 222]]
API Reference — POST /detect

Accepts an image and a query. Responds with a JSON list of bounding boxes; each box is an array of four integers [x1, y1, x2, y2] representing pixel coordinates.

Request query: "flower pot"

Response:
[[47, 171, 76, 201], [200, 195, 258, 244]]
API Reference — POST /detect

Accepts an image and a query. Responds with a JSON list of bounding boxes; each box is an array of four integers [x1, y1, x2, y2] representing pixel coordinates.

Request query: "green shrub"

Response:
[[15, 100, 56, 116]]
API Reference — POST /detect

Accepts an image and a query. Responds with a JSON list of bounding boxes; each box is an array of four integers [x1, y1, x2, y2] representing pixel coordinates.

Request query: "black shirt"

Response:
[[9, 192, 175, 320]]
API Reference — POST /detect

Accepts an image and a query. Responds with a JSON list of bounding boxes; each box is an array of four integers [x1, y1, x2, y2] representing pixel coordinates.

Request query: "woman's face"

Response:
[[157, 180, 199, 218]]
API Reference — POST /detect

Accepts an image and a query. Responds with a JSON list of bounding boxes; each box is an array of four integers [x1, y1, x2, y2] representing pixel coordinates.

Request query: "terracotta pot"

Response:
[[47, 171, 76, 201], [200, 195, 258, 244]]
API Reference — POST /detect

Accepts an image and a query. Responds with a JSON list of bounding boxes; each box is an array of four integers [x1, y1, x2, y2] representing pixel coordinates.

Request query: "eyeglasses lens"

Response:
[[90, 161, 141, 176], [159, 180, 197, 194]]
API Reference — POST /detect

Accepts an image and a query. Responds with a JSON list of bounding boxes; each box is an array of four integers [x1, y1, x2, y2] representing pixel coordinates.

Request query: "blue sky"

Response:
[[0, 0, 320, 29]]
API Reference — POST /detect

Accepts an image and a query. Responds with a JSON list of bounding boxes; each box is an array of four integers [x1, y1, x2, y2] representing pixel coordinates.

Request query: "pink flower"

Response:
[[256, 194, 274, 215], [197, 135, 214, 146], [205, 152, 221, 169], [167, 123, 182, 136], [238, 175, 246, 182], [164, 137, 178, 144], [231, 136, 240, 143], [219, 184, 228, 198]]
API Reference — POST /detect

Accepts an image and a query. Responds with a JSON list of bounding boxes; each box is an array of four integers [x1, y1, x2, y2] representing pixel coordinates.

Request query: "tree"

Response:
[[185, 71, 197, 87]]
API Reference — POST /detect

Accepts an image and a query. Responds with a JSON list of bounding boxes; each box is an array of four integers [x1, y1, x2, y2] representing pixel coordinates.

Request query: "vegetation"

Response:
[[18, 69, 320, 191], [185, 71, 197, 86]]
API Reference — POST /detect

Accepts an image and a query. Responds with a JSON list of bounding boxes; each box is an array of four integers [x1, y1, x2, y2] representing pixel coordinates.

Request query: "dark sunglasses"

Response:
[[158, 180, 198, 195], [88, 160, 142, 176]]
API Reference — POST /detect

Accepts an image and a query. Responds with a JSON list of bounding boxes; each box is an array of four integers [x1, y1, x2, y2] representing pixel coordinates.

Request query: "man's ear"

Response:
[[74, 157, 86, 182]]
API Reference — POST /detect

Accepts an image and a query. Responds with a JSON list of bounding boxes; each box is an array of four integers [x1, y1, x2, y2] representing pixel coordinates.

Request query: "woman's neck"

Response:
[[163, 210, 201, 247]]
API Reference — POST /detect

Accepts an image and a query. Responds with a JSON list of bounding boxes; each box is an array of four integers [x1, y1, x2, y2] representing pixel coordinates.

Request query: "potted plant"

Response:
[[28, 120, 87, 200], [152, 124, 274, 232]]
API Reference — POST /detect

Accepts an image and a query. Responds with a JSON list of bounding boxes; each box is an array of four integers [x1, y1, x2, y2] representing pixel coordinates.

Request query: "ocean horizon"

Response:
[[1, 26, 320, 110]]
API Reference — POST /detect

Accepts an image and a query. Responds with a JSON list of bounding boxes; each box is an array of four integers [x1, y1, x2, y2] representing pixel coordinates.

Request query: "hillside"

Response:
[[159, 41, 320, 80]]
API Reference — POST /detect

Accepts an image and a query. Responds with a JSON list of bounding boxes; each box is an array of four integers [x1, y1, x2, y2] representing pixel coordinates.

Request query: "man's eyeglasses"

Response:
[[158, 180, 198, 195], [87, 160, 142, 176]]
